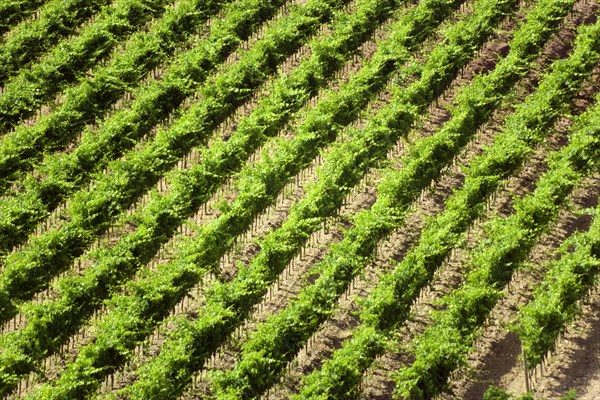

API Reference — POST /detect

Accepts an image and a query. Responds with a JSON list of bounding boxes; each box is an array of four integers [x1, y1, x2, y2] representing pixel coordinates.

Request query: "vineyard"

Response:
[[0, 0, 598, 398]]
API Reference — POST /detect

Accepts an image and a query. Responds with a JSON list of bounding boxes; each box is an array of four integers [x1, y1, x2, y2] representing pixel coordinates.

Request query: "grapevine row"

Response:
[[0, 0, 397, 393], [394, 19, 600, 399], [296, 0, 580, 396]]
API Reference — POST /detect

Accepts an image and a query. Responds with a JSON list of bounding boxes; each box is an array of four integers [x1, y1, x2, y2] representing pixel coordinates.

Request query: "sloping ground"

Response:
[[0, 0, 598, 398]]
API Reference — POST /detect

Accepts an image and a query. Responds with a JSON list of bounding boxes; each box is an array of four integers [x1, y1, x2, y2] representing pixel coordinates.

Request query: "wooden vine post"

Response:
[[521, 344, 530, 392]]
